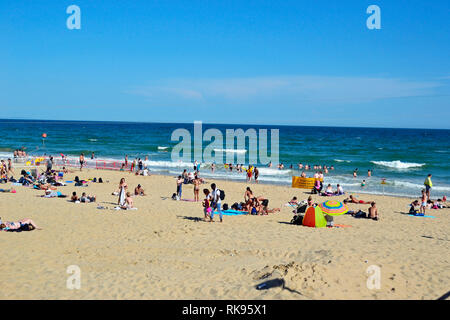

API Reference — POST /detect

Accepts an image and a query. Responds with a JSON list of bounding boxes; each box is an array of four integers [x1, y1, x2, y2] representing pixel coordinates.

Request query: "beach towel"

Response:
[[212, 209, 247, 216], [408, 214, 436, 218]]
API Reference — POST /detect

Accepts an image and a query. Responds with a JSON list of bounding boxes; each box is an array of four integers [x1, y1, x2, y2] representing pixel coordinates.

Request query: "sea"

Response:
[[1, 119, 449, 198]]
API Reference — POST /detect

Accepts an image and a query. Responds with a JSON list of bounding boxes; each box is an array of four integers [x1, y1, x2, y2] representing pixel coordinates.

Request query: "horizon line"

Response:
[[0, 117, 449, 131]]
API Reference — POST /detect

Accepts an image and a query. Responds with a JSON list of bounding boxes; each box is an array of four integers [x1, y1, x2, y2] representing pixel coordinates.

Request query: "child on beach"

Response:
[[420, 189, 428, 215], [202, 189, 212, 221]]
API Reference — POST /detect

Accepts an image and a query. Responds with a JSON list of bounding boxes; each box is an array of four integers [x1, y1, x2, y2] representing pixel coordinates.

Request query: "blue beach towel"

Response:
[[212, 209, 247, 216]]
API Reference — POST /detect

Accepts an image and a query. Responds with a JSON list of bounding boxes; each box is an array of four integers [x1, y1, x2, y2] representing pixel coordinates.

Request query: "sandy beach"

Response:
[[0, 167, 449, 300]]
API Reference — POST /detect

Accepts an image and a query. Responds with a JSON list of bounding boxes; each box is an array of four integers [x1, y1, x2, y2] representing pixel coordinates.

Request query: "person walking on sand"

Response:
[[79, 153, 85, 171], [254, 167, 259, 183], [424, 174, 432, 199], [209, 183, 223, 223]]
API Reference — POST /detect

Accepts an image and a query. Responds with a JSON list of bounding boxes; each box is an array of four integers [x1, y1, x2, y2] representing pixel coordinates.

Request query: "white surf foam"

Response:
[[213, 148, 247, 154], [371, 160, 425, 170]]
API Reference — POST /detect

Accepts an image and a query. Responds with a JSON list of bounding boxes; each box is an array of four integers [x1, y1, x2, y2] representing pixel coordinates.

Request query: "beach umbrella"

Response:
[[319, 200, 348, 216], [302, 206, 327, 228]]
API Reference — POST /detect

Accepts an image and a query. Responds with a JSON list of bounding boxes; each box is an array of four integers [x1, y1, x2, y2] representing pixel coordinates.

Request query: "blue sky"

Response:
[[1, 0, 449, 128]]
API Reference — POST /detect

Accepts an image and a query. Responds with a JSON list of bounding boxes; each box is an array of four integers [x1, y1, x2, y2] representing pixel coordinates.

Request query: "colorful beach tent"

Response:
[[319, 200, 348, 216], [302, 206, 327, 228]]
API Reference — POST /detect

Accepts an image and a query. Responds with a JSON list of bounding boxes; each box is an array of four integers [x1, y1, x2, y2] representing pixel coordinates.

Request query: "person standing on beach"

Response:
[[46, 156, 53, 172], [193, 175, 200, 202], [79, 153, 85, 171], [7, 158, 13, 175], [424, 174, 432, 199], [420, 189, 428, 215], [176, 175, 183, 200], [209, 183, 223, 223], [254, 167, 259, 183]]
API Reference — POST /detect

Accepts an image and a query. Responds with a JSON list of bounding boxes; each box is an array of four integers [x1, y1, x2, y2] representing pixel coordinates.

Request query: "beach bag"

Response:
[[99, 178, 103, 183], [231, 202, 239, 210], [219, 189, 225, 201], [297, 204, 307, 214], [223, 203, 229, 210], [291, 215, 304, 225]]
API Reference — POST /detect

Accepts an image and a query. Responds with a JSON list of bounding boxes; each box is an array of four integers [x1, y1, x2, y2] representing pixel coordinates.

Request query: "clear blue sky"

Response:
[[1, 0, 449, 128]]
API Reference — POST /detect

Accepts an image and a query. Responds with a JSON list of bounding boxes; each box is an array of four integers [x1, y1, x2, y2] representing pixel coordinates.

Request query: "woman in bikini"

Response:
[[0, 218, 41, 231], [193, 175, 201, 202]]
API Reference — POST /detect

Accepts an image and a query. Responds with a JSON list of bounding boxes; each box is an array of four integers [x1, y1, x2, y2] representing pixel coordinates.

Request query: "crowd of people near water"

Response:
[[1, 150, 449, 232]]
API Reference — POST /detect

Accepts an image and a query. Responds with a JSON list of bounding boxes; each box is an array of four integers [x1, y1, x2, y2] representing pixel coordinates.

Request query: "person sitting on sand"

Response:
[[307, 196, 316, 207], [323, 184, 334, 196], [120, 192, 134, 209], [409, 200, 420, 215], [80, 192, 96, 203], [134, 184, 145, 196], [344, 195, 371, 204], [368, 202, 379, 220], [0, 218, 41, 231], [335, 184, 345, 195], [71, 191, 79, 202], [247, 197, 261, 215]]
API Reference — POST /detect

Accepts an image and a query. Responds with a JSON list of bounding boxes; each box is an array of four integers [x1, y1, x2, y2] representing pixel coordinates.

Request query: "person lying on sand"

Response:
[[42, 190, 66, 198], [0, 218, 41, 231], [344, 195, 372, 204], [134, 184, 145, 196], [260, 199, 280, 215], [80, 192, 96, 203], [288, 197, 298, 205]]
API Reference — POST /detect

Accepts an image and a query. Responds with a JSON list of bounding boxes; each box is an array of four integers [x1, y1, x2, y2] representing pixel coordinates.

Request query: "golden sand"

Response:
[[0, 168, 449, 299]]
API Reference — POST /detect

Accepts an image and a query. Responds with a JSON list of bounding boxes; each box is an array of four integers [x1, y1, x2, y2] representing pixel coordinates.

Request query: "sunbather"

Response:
[[0, 218, 41, 231]]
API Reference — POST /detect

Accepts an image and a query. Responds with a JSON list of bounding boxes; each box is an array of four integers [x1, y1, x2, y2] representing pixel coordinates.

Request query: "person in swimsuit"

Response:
[[79, 153, 85, 171], [420, 189, 428, 215], [120, 192, 134, 209], [0, 218, 41, 231], [368, 202, 379, 220], [193, 175, 201, 202], [344, 195, 372, 204], [134, 184, 145, 196], [254, 167, 259, 183], [244, 187, 254, 203]]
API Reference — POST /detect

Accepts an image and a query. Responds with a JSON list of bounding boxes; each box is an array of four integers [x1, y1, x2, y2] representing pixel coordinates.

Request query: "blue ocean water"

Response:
[[1, 119, 449, 198]]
